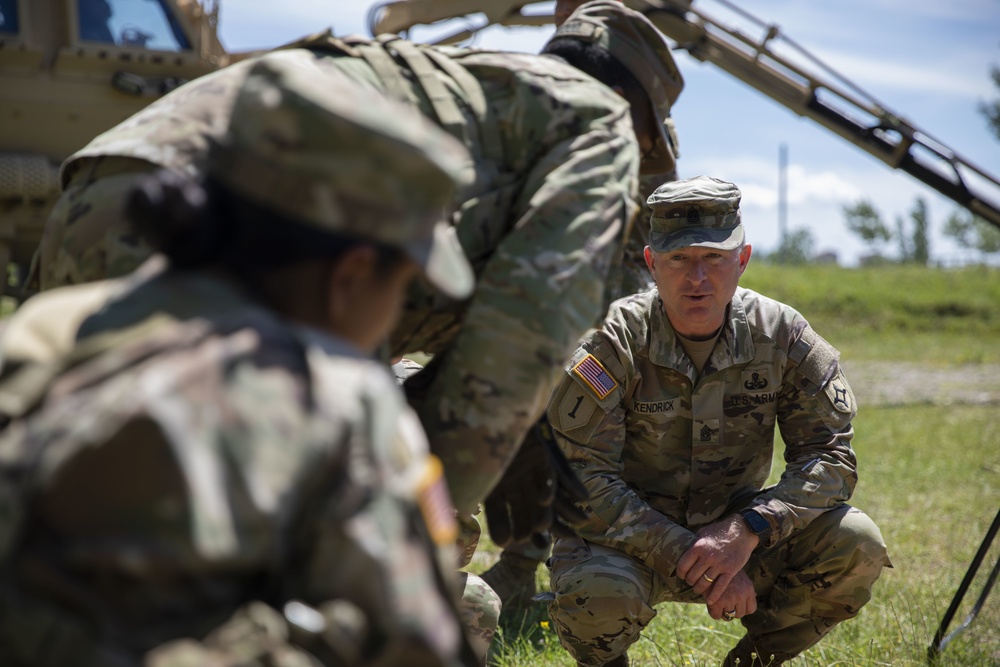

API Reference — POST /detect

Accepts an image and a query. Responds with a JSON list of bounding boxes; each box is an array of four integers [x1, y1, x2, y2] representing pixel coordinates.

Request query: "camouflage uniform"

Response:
[[480, 168, 674, 610], [38, 33, 639, 514], [0, 55, 480, 667], [38, 11, 683, 650], [545, 285, 890, 660], [0, 273, 470, 667], [391, 358, 500, 659]]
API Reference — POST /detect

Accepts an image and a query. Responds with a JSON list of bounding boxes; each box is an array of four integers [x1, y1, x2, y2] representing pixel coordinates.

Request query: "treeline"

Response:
[[764, 197, 1000, 267]]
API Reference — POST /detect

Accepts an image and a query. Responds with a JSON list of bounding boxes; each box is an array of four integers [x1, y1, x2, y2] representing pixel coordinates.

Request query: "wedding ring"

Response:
[[722, 609, 737, 621], [703, 574, 715, 583]]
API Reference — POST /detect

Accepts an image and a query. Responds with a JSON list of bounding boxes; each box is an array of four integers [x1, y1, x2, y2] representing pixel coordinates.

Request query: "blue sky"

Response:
[[217, 0, 1000, 266]]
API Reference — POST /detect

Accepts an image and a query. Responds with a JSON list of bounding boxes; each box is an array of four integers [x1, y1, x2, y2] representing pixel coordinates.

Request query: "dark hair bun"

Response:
[[125, 170, 225, 268]]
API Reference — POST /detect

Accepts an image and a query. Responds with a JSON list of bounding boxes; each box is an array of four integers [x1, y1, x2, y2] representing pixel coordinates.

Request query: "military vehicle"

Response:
[[0, 0, 230, 296], [369, 0, 1000, 232]]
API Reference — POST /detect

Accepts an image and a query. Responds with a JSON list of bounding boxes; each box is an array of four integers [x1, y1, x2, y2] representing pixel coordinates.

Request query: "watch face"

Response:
[[743, 510, 769, 535]]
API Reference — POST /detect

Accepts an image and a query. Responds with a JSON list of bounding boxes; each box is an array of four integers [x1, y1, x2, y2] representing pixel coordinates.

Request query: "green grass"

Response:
[[475, 404, 1000, 666], [740, 263, 1000, 364], [470, 264, 1000, 666]]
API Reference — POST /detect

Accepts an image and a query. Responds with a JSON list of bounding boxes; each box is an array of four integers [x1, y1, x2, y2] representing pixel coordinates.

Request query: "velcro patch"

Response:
[[793, 328, 839, 396], [572, 354, 619, 400]]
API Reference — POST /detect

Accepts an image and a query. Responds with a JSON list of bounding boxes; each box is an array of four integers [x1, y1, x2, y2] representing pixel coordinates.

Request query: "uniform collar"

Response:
[[648, 287, 756, 373]]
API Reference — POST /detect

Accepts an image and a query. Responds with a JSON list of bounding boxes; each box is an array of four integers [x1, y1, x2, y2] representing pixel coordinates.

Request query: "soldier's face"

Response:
[[326, 251, 420, 353], [644, 243, 752, 339]]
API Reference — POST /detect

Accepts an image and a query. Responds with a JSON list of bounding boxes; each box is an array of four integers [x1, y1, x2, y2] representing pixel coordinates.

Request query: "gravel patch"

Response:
[[841, 361, 1000, 408]]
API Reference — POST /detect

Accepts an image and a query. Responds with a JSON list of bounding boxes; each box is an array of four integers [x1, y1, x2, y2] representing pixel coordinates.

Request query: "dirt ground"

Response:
[[841, 361, 1000, 408]]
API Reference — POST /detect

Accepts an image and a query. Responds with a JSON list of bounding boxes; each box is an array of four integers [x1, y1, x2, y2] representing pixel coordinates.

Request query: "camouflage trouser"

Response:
[[547, 505, 890, 666], [455, 512, 501, 665], [397, 362, 500, 665], [37, 156, 156, 291]]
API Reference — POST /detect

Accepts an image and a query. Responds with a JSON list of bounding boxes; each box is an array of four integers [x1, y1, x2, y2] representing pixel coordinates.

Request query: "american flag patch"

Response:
[[573, 354, 618, 400], [417, 456, 458, 546]]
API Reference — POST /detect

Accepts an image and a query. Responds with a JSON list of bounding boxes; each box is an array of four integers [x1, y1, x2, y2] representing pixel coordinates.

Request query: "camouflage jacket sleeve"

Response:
[[547, 325, 697, 580], [412, 59, 641, 514], [0, 273, 472, 666], [750, 324, 860, 548]]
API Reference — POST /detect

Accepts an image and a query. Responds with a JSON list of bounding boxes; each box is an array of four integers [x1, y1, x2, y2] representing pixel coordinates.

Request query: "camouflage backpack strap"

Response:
[[346, 35, 503, 173], [420, 46, 505, 170], [383, 37, 476, 146], [274, 27, 359, 57], [346, 35, 422, 108]]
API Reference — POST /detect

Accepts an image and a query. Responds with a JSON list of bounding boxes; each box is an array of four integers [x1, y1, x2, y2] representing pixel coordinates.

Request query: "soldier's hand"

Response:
[[677, 515, 759, 604], [483, 417, 589, 548], [705, 570, 757, 622]]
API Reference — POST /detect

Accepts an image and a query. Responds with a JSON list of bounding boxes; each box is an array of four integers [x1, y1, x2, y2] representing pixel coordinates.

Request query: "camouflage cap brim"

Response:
[[209, 52, 476, 300], [648, 220, 744, 254], [409, 222, 474, 300]]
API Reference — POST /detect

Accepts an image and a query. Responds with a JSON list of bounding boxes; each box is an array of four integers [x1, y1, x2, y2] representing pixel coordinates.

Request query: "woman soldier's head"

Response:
[[127, 52, 474, 352]]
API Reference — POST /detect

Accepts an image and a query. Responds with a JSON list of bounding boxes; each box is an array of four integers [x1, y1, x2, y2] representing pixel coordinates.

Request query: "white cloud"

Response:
[[802, 48, 994, 101], [786, 166, 863, 205]]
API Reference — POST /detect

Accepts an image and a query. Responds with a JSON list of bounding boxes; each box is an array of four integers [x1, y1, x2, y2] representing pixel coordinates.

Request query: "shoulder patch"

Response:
[[823, 368, 856, 416], [554, 388, 599, 432], [572, 354, 619, 400], [791, 328, 839, 396]]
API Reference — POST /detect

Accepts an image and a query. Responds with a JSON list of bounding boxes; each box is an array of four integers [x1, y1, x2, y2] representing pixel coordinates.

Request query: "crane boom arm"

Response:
[[369, 0, 1000, 228]]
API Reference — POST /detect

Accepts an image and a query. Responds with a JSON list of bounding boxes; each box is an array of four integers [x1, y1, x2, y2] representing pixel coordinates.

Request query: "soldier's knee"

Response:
[[461, 573, 501, 631], [549, 571, 653, 654], [459, 572, 501, 661], [838, 508, 891, 578]]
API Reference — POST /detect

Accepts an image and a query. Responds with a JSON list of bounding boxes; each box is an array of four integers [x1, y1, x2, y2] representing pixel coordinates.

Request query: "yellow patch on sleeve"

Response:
[[572, 353, 619, 400]]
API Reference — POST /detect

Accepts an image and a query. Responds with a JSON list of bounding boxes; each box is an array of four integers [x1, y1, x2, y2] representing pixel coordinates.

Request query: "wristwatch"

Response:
[[740, 508, 771, 546]]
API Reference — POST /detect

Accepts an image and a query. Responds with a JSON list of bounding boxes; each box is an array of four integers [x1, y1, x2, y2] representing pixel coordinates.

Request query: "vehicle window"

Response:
[[0, 0, 19, 34], [79, 0, 192, 51]]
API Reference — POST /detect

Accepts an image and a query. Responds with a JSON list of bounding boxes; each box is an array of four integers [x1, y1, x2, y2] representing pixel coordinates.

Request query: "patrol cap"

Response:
[[208, 51, 474, 300], [547, 0, 684, 174], [647, 175, 744, 253]]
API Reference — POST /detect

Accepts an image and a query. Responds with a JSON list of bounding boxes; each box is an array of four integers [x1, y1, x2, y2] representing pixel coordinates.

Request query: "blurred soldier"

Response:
[[33, 1, 683, 656], [481, 0, 684, 614], [544, 176, 891, 667], [0, 54, 479, 667]]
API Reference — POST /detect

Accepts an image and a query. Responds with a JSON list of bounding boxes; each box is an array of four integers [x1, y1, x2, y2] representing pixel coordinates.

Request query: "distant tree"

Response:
[[769, 227, 815, 265], [979, 62, 1000, 141], [909, 197, 930, 265], [843, 199, 891, 258], [944, 209, 1000, 261], [894, 214, 911, 261]]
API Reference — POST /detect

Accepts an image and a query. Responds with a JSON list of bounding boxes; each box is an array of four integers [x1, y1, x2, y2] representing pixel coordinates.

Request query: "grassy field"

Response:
[[740, 263, 1000, 364], [6, 262, 998, 664], [474, 263, 1000, 667]]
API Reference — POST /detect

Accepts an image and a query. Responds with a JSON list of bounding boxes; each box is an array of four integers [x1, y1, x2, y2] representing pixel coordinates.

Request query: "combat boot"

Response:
[[480, 550, 540, 611], [721, 636, 790, 666], [577, 654, 628, 667]]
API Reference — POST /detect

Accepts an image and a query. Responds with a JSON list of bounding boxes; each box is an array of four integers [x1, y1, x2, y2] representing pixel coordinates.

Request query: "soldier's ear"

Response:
[[738, 244, 753, 274]]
